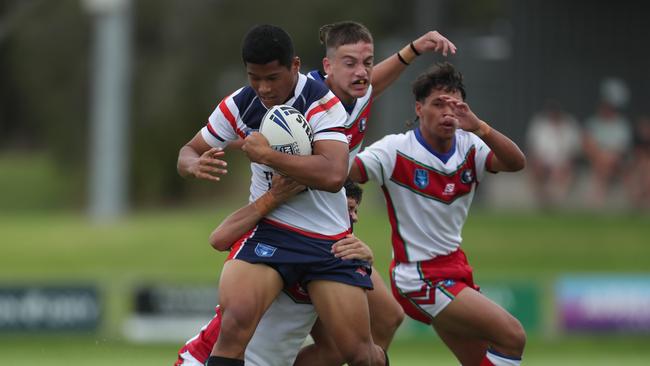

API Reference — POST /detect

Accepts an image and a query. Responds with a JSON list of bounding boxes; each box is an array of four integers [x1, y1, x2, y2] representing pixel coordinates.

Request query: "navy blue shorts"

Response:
[[230, 220, 373, 290]]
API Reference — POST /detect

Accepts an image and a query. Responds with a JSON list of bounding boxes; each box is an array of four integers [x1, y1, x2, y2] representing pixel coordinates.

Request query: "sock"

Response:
[[204, 356, 244, 366], [480, 349, 521, 366]]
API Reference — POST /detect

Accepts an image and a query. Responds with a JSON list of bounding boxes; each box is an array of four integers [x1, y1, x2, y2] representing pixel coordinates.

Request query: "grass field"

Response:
[[1, 195, 649, 365]]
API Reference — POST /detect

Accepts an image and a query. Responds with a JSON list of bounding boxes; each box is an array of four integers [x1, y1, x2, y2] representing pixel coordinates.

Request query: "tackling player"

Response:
[[350, 62, 527, 366], [297, 21, 456, 365], [175, 178, 372, 366]]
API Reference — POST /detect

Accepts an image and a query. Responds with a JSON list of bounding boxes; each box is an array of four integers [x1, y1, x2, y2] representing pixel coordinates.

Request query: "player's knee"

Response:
[[390, 304, 406, 330], [220, 306, 259, 337], [499, 317, 526, 355], [373, 300, 404, 338]]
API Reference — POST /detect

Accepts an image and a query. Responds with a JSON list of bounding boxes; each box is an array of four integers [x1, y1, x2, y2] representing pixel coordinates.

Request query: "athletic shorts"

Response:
[[175, 290, 317, 366], [390, 248, 480, 325], [230, 219, 373, 290]]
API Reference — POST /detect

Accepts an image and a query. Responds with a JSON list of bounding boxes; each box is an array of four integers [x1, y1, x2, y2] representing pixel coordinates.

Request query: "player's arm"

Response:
[[209, 175, 305, 251], [177, 132, 229, 182], [440, 95, 526, 172], [242, 132, 349, 192], [331, 234, 374, 265], [348, 158, 364, 183], [371, 31, 457, 99]]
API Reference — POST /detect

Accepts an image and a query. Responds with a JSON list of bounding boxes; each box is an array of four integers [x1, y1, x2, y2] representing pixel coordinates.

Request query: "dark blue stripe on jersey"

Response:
[[300, 78, 332, 113], [231, 87, 264, 130], [229, 76, 334, 132], [308, 69, 356, 114], [308, 69, 326, 82], [341, 100, 357, 115], [415, 126, 456, 164], [206, 123, 225, 141], [317, 127, 346, 134]]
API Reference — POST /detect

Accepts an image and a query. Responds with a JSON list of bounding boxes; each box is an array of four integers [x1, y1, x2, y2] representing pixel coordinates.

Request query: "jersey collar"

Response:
[[414, 126, 456, 164]]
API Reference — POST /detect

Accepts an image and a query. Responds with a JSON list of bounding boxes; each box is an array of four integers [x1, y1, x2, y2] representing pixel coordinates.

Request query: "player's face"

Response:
[[323, 42, 374, 105], [247, 58, 300, 108], [416, 88, 463, 140], [347, 197, 359, 224]]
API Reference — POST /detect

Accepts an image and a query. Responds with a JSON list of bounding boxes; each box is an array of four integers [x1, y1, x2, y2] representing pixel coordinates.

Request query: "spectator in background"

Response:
[[625, 116, 650, 209], [583, 99, 632, 206], [526, 100, 582, 208]]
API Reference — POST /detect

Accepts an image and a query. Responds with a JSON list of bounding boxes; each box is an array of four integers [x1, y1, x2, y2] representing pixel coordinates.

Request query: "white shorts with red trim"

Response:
[[389, 249, 479, 325]]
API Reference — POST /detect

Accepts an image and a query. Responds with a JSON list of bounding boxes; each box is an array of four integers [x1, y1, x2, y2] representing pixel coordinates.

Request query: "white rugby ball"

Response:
[[259, 105, 313, 155]]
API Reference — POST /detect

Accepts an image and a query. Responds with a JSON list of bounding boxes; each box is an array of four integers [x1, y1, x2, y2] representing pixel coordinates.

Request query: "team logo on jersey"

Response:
[[414, 169, 429, 189], [254, 243, 277, 257], [358, 118, 367, 133], [438, 279, 456, 288], [443, 183, 455, 195], [460, 169, 474, 184]]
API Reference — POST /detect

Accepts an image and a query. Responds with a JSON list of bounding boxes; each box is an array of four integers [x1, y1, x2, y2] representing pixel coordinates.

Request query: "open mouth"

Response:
[[440, 117, 458, 129]]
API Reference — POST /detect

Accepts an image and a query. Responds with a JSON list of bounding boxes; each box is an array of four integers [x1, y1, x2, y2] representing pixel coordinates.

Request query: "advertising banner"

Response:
[[0, 286, 100, 331], [557, 275, 650, 332]]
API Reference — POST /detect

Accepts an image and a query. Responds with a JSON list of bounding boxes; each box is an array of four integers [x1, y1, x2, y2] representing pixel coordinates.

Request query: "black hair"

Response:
[[318, 21, 373, 51], [412, 62, 466, 101], [242, 24, 294, 68], [344, 179, 363, 204]]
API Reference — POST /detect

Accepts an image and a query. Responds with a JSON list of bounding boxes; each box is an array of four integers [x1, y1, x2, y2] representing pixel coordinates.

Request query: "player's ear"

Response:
[[322, 57, 332, 75], [291, 56, 301, 72], [415, 101, 422, 118]]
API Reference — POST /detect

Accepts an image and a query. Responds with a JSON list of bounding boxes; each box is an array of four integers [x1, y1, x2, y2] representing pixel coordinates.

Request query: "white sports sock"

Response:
[[484, 349, 521, 366]]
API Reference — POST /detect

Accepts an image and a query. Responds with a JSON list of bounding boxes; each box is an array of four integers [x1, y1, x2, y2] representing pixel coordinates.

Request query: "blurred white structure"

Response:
[[83, 0, 132, 221]]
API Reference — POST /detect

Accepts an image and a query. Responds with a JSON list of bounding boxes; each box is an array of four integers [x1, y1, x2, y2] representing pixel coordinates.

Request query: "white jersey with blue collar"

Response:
[[354, 128, 495, 262], [200, 73, 350, 236]]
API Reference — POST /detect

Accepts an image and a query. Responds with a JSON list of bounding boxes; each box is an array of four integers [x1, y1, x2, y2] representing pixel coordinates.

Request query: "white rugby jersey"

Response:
[[307, 70, 374, 167], [355, 127, 495, 262], [200, 73, 350, 236]]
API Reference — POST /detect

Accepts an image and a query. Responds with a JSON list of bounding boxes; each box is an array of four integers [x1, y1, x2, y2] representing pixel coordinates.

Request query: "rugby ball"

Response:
[[259, 105, 313, 155]]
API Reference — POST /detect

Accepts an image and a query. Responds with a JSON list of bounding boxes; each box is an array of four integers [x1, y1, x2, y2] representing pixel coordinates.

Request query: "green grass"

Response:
[[1, 203, 649, 364], [1, 335, 649, 365]]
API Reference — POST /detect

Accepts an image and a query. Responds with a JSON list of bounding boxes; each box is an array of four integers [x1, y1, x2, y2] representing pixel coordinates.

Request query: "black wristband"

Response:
[[396, 52, 409, 65], [410, 42, 421, 56]]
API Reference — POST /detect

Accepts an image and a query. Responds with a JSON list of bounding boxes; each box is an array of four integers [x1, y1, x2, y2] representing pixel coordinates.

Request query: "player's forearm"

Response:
[[208, 193, 281, 251], [348, 160, 365, 183], [177, 145, 200, 178], [479, 126, 526, 172], [262, 141, 348, 192], [264, 153, 347, 192], [371, 56, 407, 99]]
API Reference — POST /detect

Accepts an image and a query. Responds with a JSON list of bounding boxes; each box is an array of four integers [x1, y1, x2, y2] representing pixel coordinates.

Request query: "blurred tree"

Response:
[[0, 0, 398, 209]]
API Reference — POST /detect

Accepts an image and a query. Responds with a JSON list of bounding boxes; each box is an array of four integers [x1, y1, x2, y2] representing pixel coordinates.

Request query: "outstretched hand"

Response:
[[190, 147, 228, 182], [412, 31, 457, 57]]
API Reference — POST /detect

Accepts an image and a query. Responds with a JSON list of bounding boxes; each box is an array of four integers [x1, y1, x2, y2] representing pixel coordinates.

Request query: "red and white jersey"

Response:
[[176, 291, 316, 366], [200, 73, 350, 236], [307, 70, 374, 167], [355, 128, 495, 262]]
